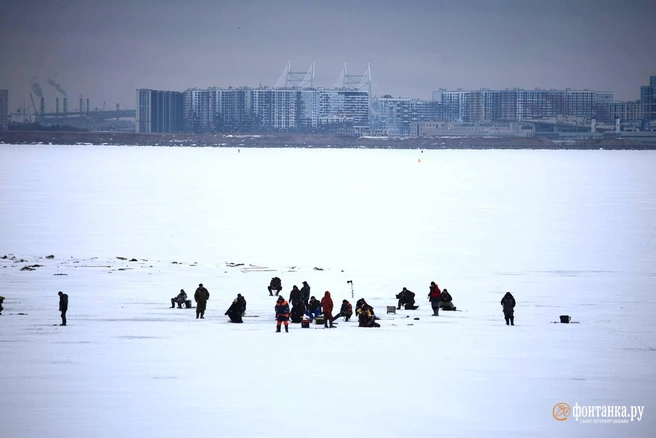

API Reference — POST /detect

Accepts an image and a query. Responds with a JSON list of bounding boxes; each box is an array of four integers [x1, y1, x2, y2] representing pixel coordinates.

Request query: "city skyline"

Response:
[[1, 0, 656, 113]]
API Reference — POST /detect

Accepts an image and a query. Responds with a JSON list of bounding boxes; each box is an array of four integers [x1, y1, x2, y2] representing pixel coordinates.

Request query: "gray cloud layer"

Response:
[[1, 0, 655, 112]]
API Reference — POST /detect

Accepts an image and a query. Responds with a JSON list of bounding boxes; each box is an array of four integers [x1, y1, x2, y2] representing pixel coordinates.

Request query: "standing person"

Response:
[[300, 281, 311, 306], [194, 283, 210, 319], [501, 292, 516, 326], [58, 291, 68, 326], [275, 295, 290, 333], [428, 281, 441, 316], [321, 291, 335, 328], [289, 285, 302, 306]]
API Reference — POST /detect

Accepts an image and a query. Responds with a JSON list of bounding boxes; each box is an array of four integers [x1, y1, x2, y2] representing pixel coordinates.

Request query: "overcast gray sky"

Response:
[[1, 0, 655, 112]]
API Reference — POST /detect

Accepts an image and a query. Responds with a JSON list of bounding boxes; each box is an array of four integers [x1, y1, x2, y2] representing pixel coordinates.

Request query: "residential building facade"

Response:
[[136, 89, 184, 133]]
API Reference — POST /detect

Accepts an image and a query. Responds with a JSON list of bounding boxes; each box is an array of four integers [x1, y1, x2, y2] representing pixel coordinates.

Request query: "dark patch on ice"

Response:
[[46, 255, 55, 259], [116, 256, 128, 260], [54, 273, 68, 276]]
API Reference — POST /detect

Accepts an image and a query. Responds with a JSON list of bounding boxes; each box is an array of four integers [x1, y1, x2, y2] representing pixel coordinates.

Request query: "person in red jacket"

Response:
[[427, 281, 441, 316], [320, 291, 335, 328], [275, 296, 290, 333]]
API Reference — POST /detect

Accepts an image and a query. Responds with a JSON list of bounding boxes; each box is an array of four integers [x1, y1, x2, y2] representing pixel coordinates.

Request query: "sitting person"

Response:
[[236, 293, 247, 316], [305, 296, 322, 321], [333, 299, 353, 322], [356, 298, 378, 320], [170, 289, 187, 308], [357, 300, 380, 328], [225, 299, 243, 323], [268, 277, 282, 296], [439, 288, 456, 310], [290, 300, 305, 323], [396, 287, 418, 310]]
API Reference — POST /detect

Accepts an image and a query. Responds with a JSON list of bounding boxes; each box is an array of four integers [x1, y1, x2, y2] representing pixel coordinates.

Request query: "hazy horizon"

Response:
[[1, 0, 655, 113]]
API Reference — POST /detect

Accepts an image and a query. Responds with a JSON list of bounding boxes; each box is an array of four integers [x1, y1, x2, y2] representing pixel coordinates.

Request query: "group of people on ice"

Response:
[[163, 277, 516, 331]]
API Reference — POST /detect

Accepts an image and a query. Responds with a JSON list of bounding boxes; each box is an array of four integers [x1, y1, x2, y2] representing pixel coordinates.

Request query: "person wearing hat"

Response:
[[500, 292, 516, 326], [320, 291, 335, 328], [333, 299, 353, 322], [170, 289, 188, 308], [57, 291, 68, 326], [194, 283, 210, 319], [225, 299, 243, 323], [236, 293, 247, 316], [427, 281, 441, 316], [275, 295, 290, 333]]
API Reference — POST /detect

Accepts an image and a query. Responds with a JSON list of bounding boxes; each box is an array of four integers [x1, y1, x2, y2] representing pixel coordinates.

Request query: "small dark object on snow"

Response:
[[116, 257, 127, 260], [21, 266, 36, 271], [129, 258, 138, 262], [313, 267, 324, 271], [559, 315, 571, 323], [414, 317, 420, 320], [1, 255, 7, 259], [46, 255, 55, 259], [54, 273, 68, 276]]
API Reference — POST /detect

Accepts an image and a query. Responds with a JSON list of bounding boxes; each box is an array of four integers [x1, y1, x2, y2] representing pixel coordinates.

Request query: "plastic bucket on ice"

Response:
[[559, 315, 571, 323]]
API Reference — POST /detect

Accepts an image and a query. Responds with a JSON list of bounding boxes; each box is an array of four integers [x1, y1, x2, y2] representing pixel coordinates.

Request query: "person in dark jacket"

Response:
[[194, 283, 210, 319], [225, 299, 243, 323], [300, 281, 311, 306], [333, 299, 353, 322], [396, 287, 417, 310], [58, 291, 68, 326], [357, 300, 379, 328], [427, 281, 441, 316], [321, 291, 335, 328], [268, 277, 282, 296], [0, 295, 4, 315], [236, 294, 247, 316], [171, 289, 188, 308], [501, 292, 516, 325], [305, 296, 322, 321], [289, 285, 302, 306], [290, 299, 305, 323], [275, 296, 290, 332], [439, 288, 456, 311]]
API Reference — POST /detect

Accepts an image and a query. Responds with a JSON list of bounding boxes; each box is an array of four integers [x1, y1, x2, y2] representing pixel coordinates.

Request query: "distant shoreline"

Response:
[[1, 131, 654, 150]]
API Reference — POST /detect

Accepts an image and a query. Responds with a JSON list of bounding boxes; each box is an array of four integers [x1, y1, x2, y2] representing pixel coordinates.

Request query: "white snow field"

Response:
[[1, 144, 655, 438]]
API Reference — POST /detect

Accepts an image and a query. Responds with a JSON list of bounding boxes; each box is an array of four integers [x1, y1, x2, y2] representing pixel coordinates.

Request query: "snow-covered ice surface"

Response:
[[1, 145, 655, 437]]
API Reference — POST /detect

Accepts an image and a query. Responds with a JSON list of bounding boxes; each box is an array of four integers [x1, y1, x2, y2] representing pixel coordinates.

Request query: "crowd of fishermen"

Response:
[[0, 278, 516, 330]]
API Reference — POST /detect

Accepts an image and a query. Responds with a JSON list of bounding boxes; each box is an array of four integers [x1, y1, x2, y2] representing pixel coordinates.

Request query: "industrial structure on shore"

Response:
[[0, 89, 8, 131]]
